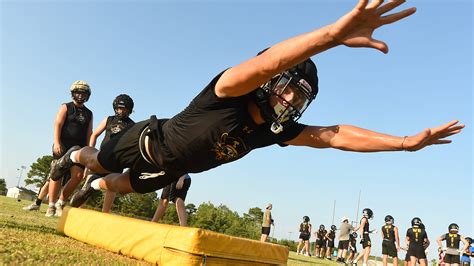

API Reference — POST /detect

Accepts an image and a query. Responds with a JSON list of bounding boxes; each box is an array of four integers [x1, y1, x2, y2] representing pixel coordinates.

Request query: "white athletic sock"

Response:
[[91, 179, 102, 190], [56, 199, 65, 206], [70, 151, 79, 163], [49, 202, 55, 207]]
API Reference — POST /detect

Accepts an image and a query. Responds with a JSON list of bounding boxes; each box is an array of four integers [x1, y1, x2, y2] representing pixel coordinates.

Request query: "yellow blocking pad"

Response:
[[58, 207, 288, 265]]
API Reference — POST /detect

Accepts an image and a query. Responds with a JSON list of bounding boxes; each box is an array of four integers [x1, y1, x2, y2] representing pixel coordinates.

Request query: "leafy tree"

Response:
[[276, 239, 298, 251], [192, 202, 240, 234], [116, 192, 159, 218], [24, 155, 53, 188], [0, 178, 7, 195], [160, 204, 179, 225]]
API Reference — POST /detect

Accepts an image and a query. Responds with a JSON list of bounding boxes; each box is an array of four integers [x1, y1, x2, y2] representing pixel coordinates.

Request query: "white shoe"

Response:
[[45, 206, 56, 217], [54, 202, 65, 217], [23, 203, 40, 211]]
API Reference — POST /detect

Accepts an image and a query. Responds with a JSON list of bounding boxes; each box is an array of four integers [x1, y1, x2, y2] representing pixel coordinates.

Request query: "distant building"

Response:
[[6, 186, 37, 201]]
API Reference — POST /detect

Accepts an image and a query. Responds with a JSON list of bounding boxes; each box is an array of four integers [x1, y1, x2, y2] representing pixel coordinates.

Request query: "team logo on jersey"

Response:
[[212, 133, 248, 161], [76, 111, 86, 124], [110, 124, 125, 134], [139, 171, 166, 179]]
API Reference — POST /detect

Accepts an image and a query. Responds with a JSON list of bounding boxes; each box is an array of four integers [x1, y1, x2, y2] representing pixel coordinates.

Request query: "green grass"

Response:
[[0, 196, 149, 265], [0, 196, 338, 265]]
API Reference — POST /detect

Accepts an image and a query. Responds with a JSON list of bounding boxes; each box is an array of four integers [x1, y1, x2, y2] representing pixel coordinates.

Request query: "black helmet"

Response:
[[255, 48, 318, 134], [362, 208, 374, 219], [319, 224, 325, 230], [448, 223, 459, 232], [384, 215, 394, 224], [113, 94, 134, 117], [70, 80, 91, 103], [303, 216, 310, 222], [351, 232, 358, 238], [331, 225, 337, 231], [465, 237, 472, 245], [411, 217, 422, 227]]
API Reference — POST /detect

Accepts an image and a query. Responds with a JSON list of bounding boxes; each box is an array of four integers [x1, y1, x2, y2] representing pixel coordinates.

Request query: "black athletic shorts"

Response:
[[444, 254, 460, 264], [97, 120, 179, 193], [299, 232, 310, 241], [160, 177, 191, 202], [338, 240, 349, 250], [382, 240, 397, 257], [327, 240, 335, 248], [405, 253, 410, 262], [261, 226, 270, 235], [408, 245, 426, 259], [316, 239, 327, 248], [361, 236, 372, 248]]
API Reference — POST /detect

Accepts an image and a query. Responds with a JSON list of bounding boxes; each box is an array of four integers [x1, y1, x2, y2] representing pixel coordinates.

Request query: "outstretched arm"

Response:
[[286, 120, 464, 152], [216, 0, 416, 98], [89, 117, 107, 148]]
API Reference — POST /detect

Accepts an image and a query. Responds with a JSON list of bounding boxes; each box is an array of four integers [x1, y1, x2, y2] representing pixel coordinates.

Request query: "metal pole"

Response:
[[355, 190, 361, 225], [17, 165, 26, 187], [332, 200, 336, 225]]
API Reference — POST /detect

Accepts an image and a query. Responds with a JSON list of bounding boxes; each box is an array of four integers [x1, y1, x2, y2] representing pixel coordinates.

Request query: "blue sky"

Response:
[[1, 0, 472, 259]]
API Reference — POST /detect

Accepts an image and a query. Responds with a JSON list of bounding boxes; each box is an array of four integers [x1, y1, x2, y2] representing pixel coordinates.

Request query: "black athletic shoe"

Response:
[[70, 174, 101, 207], [48, 146, 81, 181]]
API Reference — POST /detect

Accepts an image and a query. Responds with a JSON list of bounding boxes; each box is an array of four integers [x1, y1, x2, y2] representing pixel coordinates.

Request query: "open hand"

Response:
[[330, 0, 416, 53], [404, 120, 464, 151]]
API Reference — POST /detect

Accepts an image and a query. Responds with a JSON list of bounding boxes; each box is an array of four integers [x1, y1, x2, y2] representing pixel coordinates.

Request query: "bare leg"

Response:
[[363, 246, 371, 264], [175, 198, 187, 226], [59, 166, 84, 201], [383, 254, 388, 266], [48, 179, 61, 205], [305, 241, 310, 255], [419, 259, 427, 266], [102, 190, 116, 213], [393, 256, 398, 266], [341, 249, 347, 261], [297, 240, 303, 253], [260, 234, 268, 242], [100, 171, 134, 194], [75, 147, 109, 174], [151, 198, 169, 222], [38, 181, 50, 200], [354, 248, 364, 263]]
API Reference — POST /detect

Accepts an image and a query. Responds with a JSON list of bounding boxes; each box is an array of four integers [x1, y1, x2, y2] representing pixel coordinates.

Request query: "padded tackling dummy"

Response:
[[57, 207, 288, 265]]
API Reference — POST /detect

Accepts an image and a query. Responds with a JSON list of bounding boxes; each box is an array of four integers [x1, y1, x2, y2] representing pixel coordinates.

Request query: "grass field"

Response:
[[1, 196, 339, 265]]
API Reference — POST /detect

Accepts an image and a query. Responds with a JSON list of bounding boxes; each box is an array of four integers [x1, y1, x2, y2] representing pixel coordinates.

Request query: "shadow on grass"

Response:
[[1, 219, 60, 235]]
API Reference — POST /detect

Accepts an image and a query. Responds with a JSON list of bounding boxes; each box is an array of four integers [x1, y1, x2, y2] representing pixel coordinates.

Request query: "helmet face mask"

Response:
[[385, 215, 394, 224], [254, 49, 319, 135], [448, 223, 459, 233], [411, 217, 422, 227], [70, 80, 91, 104], [331, 225, 337, 231], [263, 70, 315, 133]]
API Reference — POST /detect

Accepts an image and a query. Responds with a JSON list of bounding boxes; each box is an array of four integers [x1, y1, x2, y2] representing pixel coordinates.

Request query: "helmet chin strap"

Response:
[[270, 101, 292, 134], [270, 122, 283, 134]]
